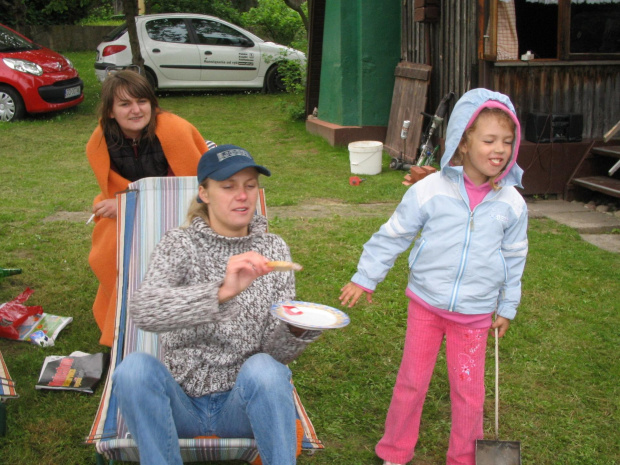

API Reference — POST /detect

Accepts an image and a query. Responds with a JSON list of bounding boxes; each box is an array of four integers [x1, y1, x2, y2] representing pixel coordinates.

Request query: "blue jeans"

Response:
[[112, 352, 297, 465]]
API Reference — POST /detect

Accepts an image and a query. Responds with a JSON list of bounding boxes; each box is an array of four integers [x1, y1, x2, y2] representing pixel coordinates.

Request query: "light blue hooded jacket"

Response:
[[352, 88, 528, 319]]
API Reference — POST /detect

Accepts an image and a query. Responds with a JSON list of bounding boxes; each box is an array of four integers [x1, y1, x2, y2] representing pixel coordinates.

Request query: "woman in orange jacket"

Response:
[[86, 70, 208, 346]]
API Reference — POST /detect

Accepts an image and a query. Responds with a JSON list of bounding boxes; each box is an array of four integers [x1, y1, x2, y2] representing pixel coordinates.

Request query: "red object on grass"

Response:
[[349, 176, 365, 186], [0, 288, 43, 339]]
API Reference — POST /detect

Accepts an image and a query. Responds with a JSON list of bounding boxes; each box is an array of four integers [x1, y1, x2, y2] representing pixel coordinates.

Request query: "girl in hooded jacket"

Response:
[[339, 88, 528, 465]]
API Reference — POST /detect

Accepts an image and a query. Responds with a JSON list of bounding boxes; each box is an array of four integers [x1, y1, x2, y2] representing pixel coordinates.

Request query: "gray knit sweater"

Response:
[[129, 215, 320, 397]]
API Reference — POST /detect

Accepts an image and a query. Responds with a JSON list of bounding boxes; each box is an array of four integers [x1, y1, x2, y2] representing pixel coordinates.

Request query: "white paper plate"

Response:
[[271, 300, 350, 330]]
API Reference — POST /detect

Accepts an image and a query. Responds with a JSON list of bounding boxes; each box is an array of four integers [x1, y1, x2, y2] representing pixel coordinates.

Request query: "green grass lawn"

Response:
[[0, 52, 618, 465]]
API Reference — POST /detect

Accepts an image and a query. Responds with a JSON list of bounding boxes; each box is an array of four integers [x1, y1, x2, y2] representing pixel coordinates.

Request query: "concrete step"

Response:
[[527, 199, 620, 253], [527, 199, 620, 233]]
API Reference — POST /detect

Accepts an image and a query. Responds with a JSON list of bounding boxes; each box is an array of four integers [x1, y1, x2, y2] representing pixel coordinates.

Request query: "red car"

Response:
[[0, 23, 83, 122]]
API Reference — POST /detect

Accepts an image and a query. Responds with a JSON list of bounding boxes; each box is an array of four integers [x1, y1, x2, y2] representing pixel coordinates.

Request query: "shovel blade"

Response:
[[475, 440, 521, 465]]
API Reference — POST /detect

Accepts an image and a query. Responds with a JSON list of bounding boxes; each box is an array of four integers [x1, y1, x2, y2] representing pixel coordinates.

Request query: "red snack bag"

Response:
[[0, 288, 44, 340]]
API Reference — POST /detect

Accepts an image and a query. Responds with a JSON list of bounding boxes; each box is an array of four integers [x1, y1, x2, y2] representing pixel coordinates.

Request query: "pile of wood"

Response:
[[402, 165, 437, 186]]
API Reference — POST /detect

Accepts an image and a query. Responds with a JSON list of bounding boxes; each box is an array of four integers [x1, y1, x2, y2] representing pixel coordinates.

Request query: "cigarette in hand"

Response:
[[266, 261, 303, 272], [86, 213, 96, 225]]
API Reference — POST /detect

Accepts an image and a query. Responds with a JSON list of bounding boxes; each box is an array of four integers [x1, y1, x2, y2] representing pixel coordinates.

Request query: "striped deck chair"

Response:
[[0, 350, 18, 437], [86, 176, 323, 463]]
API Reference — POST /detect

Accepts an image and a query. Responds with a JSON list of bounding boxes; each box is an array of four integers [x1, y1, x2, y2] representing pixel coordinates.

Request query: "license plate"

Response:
[[65, 86, 81, 99]]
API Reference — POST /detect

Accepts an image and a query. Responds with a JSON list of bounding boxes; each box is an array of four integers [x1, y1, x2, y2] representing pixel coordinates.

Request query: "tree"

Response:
[[148, 0, 243, 24], [242, 0, 307, 46], [0, 0, 27, 27], [122, 0, 145, 73], [283, 0, 307, 33], [0, 0, 91, 27]]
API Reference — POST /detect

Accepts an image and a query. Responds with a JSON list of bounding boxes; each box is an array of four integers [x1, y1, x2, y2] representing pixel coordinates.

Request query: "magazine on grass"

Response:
[[36, 351, 109, 394], [17, 312, 73, 346]]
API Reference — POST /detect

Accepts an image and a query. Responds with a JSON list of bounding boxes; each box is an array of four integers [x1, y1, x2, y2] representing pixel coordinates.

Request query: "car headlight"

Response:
[[3, 58, 44, 76], [62, 55, 74, 69]]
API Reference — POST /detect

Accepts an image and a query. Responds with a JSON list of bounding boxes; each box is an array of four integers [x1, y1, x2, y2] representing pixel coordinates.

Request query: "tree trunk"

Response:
[[283, 0, 309, 34], [122, 0, 145, 73]]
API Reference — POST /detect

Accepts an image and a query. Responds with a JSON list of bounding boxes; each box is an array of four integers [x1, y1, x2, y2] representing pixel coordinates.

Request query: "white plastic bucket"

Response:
[[348, 140, 383, 175]]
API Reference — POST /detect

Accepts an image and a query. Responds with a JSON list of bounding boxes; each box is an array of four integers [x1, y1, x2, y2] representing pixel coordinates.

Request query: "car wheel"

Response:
[[264, 64, 286, 93], [145, 69, 157, 91], [0, 86, 25, 122]]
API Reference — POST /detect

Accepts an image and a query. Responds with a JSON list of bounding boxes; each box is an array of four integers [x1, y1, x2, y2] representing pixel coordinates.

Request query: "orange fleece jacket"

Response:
[[86, 111, 207, 346]]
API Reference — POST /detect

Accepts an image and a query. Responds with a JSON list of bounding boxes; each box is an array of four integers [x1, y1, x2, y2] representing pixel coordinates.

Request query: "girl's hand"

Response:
[[218, 252, 271, 303], [339, 282, 372, 308], [93, 198, 118, 219], [491, 316, 510, 338]]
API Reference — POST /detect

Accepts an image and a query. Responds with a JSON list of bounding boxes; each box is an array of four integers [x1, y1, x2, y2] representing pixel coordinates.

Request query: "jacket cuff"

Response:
[[351, 273, 377, 291], [354, 283, 374, 293], [496, 306, 517, 320]]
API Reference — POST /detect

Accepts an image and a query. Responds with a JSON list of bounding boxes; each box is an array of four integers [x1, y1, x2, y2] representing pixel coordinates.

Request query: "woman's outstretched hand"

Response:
[[491, 316, 510, 338], [218, 252, 271, 303], [339, 282, 372, 308]]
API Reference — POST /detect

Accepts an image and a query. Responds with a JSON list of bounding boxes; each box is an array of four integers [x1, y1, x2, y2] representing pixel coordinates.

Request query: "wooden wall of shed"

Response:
[[402, 0, 478, 138], [490, 64, 620, 140], [401, 0, 620, 141]]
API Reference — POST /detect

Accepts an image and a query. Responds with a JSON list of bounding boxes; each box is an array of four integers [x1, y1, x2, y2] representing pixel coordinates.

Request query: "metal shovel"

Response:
[[475, 328, 521, 465]]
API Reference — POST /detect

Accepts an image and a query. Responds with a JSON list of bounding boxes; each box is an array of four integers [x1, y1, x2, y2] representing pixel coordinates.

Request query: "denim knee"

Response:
[[112, 352, 163, 395], [237, 353, 291, 392]]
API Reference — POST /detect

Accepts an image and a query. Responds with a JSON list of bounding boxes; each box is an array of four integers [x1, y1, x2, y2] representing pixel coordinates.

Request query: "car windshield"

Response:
[[102, 23, 128, 42], [0, 25, 38, 52]]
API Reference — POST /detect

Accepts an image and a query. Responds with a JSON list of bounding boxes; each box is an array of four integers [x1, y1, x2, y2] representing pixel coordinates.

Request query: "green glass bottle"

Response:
[[0, 268, 22, 278]]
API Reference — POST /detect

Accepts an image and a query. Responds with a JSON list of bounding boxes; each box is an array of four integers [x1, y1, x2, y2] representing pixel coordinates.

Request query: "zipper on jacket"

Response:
[[448, 209, 474, 311], [408, 237, 427, 269], [449, 181, 499, 311], [499, 248, 508, 289]]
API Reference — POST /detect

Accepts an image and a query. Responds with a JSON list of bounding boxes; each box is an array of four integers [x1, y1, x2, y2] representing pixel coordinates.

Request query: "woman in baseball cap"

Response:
[[112, 145, 320, 465], [188, 144, 271, 237]]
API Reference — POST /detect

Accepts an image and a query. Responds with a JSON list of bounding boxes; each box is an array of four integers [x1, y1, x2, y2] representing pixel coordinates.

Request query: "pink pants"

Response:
[[375, 301, 491, 465]]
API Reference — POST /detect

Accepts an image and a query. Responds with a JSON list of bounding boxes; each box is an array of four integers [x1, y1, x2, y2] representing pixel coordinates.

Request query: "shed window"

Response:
[[481, 0, 620, 61]]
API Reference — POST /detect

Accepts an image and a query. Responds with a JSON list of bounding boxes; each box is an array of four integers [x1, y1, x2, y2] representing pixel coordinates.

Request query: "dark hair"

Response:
[[97, 70, 160, 145]]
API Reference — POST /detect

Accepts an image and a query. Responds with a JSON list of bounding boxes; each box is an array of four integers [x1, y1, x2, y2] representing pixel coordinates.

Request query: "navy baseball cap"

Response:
[[197, 144, 271, 183]]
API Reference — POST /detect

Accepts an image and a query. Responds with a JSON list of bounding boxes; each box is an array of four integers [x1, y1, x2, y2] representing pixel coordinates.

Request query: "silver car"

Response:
[[94, 13, 305, 92]]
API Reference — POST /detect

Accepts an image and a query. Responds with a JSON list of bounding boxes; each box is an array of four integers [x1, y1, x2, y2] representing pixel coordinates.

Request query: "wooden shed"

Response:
[[306, 0, 620, 199]]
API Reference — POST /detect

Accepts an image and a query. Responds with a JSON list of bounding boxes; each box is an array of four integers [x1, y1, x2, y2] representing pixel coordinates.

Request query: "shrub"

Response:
[[263, 49, 307, 121], [149, 0, 243, 24], [0, 0, 94, 26], [241, 0, 307, 47]]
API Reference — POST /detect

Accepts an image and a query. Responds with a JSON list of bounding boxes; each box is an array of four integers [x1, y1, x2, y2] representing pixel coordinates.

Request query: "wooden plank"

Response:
[[415, 0, 439, 7], [384, 62, 432, 165], [572, 176, 620, 198], [414, 7, 440, 22], [395, 65, 432, 81], [591, 146, 620, 159], [604, 120, 620, 142]]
